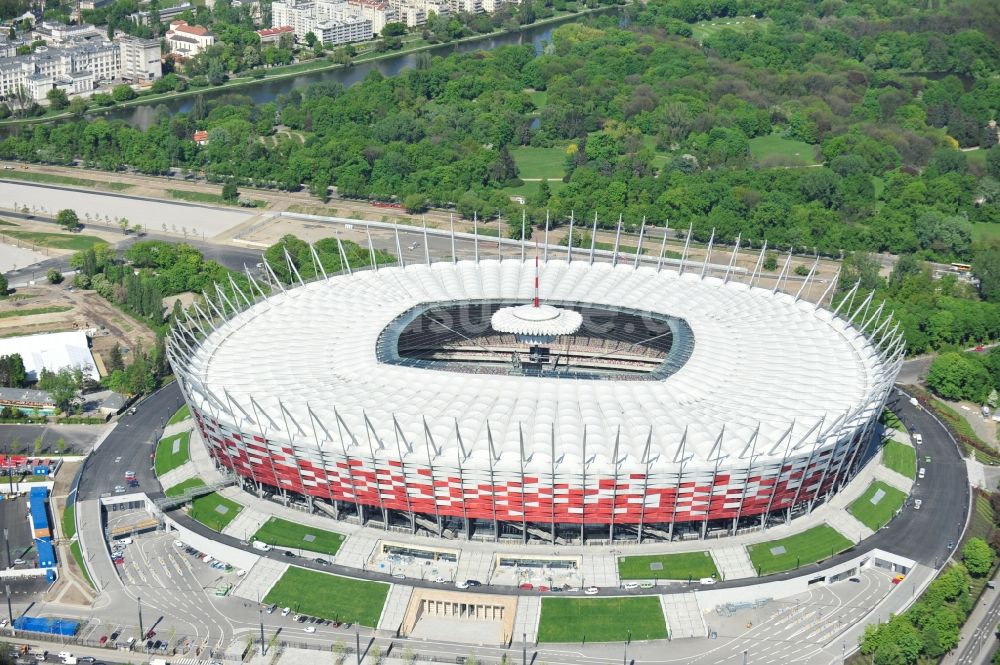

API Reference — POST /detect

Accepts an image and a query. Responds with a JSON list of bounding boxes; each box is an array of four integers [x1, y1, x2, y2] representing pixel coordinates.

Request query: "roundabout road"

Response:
[[85, 383, 969, 599]]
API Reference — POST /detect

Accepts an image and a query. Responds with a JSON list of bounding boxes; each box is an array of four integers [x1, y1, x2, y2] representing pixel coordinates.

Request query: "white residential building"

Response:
[[451, 0, 482, 13], [117, 35, 162, 81], [0, 39, 120, 101], [388, 0, 448, 25], [32, 21, 104, 45], [165, 20, 216, 56], [347, 0, 393, 34], [272, 0, 374, 44]]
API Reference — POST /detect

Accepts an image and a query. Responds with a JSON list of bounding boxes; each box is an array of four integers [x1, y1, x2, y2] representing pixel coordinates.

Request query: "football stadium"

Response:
[[168, 236, 904, 543]]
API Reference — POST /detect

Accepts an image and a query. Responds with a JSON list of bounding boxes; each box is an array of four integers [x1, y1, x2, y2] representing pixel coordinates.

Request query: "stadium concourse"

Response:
[[168, 241, 903, 546]]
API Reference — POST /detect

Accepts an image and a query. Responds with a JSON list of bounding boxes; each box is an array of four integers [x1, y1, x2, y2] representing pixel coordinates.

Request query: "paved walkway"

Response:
[[221, 506, 270, 541], [231, 556, 288, 602], [712, 546, 756, 581], [377, 585, 412, 632], [661, 593, 707, 639], [512, 596, 540, 643]]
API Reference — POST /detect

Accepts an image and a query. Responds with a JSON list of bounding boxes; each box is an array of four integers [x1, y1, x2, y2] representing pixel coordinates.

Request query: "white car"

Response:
[[304, 626, 316, 633], [57, 653, 72, 661], [174, 540, 184, 547], [584, 586, 599, 595], [281, 607, 291, 617], [115, 538, 133, 546], [622, 582, 639, 590], [912, 432, 922, 445], [455, 581, 470, 589], [0, 618, 8, 628], [114, 485, 126, 493], [699, 578, 717, 586]]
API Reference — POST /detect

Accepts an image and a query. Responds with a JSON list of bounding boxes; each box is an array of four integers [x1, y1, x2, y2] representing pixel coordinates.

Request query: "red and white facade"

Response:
[[169, 240, 903, 542]]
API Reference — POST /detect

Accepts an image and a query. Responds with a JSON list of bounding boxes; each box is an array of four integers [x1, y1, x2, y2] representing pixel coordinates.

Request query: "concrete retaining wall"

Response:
[[162, 514, 261, 571]]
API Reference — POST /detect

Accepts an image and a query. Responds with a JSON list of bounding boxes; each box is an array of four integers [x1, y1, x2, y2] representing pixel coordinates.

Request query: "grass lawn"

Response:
[[154, 431, 190, 476], [0, 305, 72, 319], [263, 566, 389, 626], [70, 540, 94, 590], [882, 440, 916, 479], [973, 222, 1000, 244], [747, 525, 853, 576], [0, 169, 132, 191], [253, 516, 345, 556], [691, 15, 770, 41], [966, 148, 986, 168], [527, 89, 547, 108], [503, 179, 566, 199], [749, 135, 819, 167], [882, 408, 905, 433], [61, 503, 76, 540], [1, 231, 105, 251], [165, 477, 206, 498], [188, 492, 243, 531], [538, 597, 667, 642], [167, 404, 191, 425], [510, 146, 567, 180], [166, 188, 265, 208], [848, 481, 907, 531], [618, 551, 718, 580]]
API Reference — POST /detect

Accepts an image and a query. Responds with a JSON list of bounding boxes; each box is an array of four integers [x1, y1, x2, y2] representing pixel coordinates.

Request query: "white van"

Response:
[[149, 659, 169, 665], [918, 467, 926, 479], [115, 538, 133, 546], [252, 541, 271, 552]]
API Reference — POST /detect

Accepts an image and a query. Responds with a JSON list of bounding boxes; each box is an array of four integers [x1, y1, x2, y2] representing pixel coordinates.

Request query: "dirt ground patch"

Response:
[[0, 283, 156, 370]]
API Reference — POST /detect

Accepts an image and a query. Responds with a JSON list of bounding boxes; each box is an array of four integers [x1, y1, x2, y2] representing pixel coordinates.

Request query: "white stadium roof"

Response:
[[180, 259, 898, 475]]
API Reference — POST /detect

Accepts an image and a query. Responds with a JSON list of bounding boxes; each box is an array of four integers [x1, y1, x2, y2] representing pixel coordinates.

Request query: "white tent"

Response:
[[0, 330, 100, 381]]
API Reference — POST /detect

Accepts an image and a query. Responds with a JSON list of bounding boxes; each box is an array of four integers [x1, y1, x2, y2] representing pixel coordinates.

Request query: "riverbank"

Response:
[[0, 4, 621, 129]]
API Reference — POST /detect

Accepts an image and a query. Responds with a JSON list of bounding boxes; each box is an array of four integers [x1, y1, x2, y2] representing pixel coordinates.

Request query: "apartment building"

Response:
[[117, 35, 162, 81], [165, 19, 216, 56], [272, 0, 374, 44]]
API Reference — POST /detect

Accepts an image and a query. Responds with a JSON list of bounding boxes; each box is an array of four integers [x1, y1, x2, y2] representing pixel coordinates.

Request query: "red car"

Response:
[[519, 583, 533, 590], [99, 636, 108, 646], [537, 585, 550, 593]]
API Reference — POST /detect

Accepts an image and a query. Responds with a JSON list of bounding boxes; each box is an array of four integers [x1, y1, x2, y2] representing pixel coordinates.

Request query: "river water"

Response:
[[99, 20, 574, 130]]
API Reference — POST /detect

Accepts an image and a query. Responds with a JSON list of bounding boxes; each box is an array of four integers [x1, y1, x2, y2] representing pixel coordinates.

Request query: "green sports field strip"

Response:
[[165, 477, 206, 497], [252, 516, 345, 556], [617, 551, 718, 580], [848, 481, 907, 531], [263, 566, 389, 626], [881, 440, 916, 479], [188, 492, 243, 531], [537, 596, 668, 642], [154, 431, 191, 475], [747, 524, 853, 576]]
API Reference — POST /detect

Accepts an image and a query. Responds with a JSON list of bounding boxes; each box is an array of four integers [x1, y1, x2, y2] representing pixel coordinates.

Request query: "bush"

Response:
[[46, 269, 63, 284]]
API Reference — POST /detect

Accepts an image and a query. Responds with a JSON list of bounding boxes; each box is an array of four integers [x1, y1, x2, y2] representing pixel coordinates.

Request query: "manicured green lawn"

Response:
[[538, 597, 668, 642], [510, 146, 567, 180], [848, 481, 907, 531], [62, 503, 76, 540], [187, 491, 242, 531], [70, 540, 94, 590], [503, 179, 566, 199], [166, 188, 265, 207], [882, 408, 905, 433], [749, 135, 819, 166], [263, 566, 389, 626], [973, 222, 1000, 244], [617, 551, 718, 580], [0, 169, 132, 191], [882, 440, 916, 479], [1, 231, 105, 251], [527, 89, 547, 108], [747, 525, 853, 576], [691, 15, 770, 40], [154, 431, 190, 476], [167, 404, 191, 425], [165, 477, 206, 498], [253, 516, 345, 556]]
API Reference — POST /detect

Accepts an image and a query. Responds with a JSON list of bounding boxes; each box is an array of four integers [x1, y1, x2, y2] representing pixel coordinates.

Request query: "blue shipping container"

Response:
[[29, 499, 49, 532], [35, 537, 55, 568]]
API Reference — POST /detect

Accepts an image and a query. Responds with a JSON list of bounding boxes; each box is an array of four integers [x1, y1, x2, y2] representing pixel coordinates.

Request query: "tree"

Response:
[[46, 87, 69, 110], [926, 352, 992, 403], [403, 193, 427, 213], [109, 343, 125, 372], [0, 273, 8, 298], [974, 247, 1000, 302], [46, 269, 63, 284], [381, 22, 406, 37], [0, 354, 26, 388], [762, 253, 778, 271], [222, 181, 239, 202], [56, 209, 79, 231], [37, 367, 83, 413], [55, 437, 66, 454], [112, 84, 136, 102], [963, 537, 994, 576], [119, 217, 129, 234], [304, 31, 317, 47], [33, 436, 42, 455]]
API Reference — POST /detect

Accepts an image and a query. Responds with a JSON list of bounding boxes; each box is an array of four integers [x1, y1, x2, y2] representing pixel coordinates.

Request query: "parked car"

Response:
[[304, 627, 316, 634], [699, 578, 717, 586], [281, 607, 291, 617], [623, 582, 639, 590], [584, 587, 599, 595]]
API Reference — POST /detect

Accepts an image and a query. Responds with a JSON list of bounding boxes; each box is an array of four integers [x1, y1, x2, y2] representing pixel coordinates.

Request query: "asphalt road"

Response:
[[956, 587, 1000, 665], [77, 384, 185, 502]]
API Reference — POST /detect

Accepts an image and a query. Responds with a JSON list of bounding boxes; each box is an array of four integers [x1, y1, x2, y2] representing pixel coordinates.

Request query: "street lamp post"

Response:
[[137, 596, 144, 640], [743, 648, 749, 665], [523, 631, 526, 665], [623, 628, 630, 665], [5, 583, 14, 635], [355, 628, 361, 665]]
